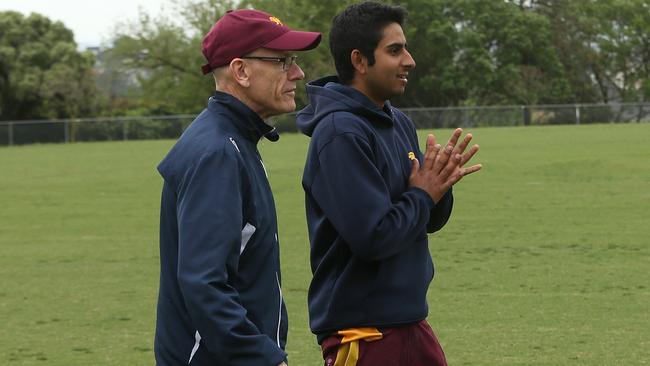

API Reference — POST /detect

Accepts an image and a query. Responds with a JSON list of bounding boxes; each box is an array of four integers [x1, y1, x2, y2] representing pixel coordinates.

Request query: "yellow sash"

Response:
[[333, 328, 383, 366]]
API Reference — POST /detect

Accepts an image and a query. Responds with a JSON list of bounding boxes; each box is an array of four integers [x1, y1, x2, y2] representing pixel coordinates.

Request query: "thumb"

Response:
[[409, 157, 420, 180]]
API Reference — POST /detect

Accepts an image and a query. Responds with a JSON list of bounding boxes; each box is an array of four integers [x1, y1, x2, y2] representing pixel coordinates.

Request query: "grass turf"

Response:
[[0, 123, 648, 365]]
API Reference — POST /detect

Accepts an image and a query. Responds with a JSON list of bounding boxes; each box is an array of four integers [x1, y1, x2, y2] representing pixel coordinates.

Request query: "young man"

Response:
[[296, 2, 481, 365], [154, 9, 320, 366]]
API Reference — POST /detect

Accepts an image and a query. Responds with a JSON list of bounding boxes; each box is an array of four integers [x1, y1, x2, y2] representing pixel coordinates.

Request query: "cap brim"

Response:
[[263, 30, 322, 51]]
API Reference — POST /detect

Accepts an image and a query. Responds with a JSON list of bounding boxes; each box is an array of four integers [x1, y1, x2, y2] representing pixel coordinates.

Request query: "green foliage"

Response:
[[524, 0, 650, 103], [591, 0, 650, 102], [0, 11, 99, 120], [1, 124, 649, 364], [532, 0, 607, 102], [106, 0, 239, 115], [106, 0, 578, 109], [6, 0, 650, 120], [242, 0, 573, 107], [394, 0, 570, 106]]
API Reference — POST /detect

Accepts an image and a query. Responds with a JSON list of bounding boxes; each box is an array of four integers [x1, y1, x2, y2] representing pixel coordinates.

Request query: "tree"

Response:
[[592, 0, 650, 103], [107, 0, 347, 114], [103, 0, 650, 112], [251, 0, 572, 107], [393, 0, 570, 107], [527, 0, 650, 104], [530, 0, 611, 103], [107, 0, 238, 115], [0, 11, 99, 120]]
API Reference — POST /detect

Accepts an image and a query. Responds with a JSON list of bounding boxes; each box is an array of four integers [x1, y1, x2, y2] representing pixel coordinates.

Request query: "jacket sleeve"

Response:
[[175, 149, 286, 366], [427, 187, 453, 233], [310, 131, 435, 262]]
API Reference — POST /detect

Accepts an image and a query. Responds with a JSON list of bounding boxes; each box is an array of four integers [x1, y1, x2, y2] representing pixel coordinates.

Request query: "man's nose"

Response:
[[403, 49, 416, 69], [287, 62, 305, 80]]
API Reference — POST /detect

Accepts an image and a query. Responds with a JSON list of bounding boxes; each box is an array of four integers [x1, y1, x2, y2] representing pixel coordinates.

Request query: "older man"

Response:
[[154, 9, 320, 366]]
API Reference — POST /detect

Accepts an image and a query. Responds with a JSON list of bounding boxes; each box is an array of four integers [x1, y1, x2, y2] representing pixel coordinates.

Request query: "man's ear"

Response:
[[229, 59, 251, 88], [350, 49, 367, 76]]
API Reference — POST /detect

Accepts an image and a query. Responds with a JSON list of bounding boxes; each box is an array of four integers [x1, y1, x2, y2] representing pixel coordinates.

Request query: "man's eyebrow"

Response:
[[385, 42, 406, 49]]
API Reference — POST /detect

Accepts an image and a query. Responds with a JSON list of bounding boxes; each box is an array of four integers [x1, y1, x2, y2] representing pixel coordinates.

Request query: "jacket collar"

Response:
[[207, 91, 276, 143]]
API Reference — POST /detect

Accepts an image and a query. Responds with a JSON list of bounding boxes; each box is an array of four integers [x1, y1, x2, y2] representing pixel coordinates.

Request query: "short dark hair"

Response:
[[329, 1, 407, 84]]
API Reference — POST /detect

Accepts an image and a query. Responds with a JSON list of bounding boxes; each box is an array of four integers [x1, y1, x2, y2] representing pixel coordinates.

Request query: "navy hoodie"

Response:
[[155, 91, 287, 365], [296, 76, 453, 340]]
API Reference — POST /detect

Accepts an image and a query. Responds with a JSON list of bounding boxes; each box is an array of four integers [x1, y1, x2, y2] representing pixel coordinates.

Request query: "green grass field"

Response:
[[1, 123, 649, 365]]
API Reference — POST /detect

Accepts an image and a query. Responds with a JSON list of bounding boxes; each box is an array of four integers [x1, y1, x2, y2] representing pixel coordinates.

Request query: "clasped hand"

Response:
[[409, 128, 482, 203]]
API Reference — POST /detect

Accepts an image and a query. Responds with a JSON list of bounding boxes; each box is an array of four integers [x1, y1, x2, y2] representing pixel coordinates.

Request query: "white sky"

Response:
[[0, 0, 171, 48]]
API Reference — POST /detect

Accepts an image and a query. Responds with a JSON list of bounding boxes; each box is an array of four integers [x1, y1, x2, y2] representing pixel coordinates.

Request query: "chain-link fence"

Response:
[[0, 115, 195, 146], [1, 103, 648, 146], [401, 102, 650, 129]]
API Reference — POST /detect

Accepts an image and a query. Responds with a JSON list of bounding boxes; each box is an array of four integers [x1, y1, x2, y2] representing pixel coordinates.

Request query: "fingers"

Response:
[[409, 157, 420, 181], [461, 163, 482, 177], [446, 128, 462, 149], [434, 128, 461, 173], [433, 143, 454, 173], [420, 129, 481, 192], [427, 134, 436, 148], [423, 134, 439, 170], [460, 144, 480, 167], [438, 152, 462, 182], [456, 133, 473, 155], [444, 163, 482, 187]]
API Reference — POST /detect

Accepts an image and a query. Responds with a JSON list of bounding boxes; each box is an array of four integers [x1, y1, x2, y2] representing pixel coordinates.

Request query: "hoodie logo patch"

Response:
[[408, 151, 415, 160]]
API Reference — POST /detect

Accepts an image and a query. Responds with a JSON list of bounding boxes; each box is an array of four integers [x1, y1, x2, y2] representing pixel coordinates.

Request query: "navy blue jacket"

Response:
[[296, 76, 453, 340], [155, 91, 287, 365]]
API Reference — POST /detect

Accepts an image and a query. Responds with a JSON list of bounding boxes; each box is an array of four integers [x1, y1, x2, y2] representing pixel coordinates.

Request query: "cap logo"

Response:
[[269, 16, 284, 26]]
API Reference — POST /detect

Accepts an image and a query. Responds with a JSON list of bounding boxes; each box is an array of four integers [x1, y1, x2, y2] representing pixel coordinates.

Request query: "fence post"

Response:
[[522, 105, 531, 126], [462, 108, 468, 127], [8, 122, 14, 146], [575, 104, 581, 125], [64, 120, 69, 143], [122, 120, 128, 141]]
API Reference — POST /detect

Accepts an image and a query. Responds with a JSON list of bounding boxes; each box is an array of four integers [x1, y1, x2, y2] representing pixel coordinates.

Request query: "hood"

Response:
[[296, 76, 395, 137]]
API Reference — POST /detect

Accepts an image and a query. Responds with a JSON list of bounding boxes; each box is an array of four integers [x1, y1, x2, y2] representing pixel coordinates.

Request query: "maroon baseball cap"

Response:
[[201, 9, 321, 74]]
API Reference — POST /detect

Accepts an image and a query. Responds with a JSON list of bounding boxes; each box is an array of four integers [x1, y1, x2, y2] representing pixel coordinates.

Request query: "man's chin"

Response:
[[284, 101, 297, 113], [395, 85, 407, 95], [266, 104, 296, 119], [385, 89, 406, 101]]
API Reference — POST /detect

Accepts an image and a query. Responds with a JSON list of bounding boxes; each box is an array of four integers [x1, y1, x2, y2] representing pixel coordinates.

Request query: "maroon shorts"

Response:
[[321, 320, 448, 366]]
